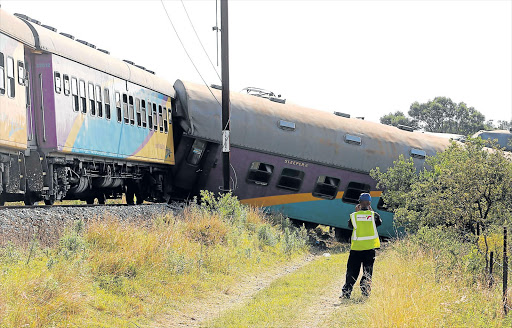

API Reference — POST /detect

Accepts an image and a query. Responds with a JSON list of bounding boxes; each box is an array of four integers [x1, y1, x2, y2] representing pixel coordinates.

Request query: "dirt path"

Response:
[[294, 276, 345, 328], [151, 253, 319, 328]]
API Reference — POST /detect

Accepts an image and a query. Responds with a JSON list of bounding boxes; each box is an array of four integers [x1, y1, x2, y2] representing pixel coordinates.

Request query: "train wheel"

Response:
[[24, 192, 36, 206], [44, 197, 55, 206], [0, 195, 4, 206], [126, 187, 135, 205], [135, 191, 144, 205], [86, 197, 95, 205], [97, 194, 106, 205]]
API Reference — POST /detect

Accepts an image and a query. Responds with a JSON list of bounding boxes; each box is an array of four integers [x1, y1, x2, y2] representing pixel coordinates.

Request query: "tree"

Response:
[[380, 111, 419, 129], [370, 138, 512, 236], [408, 97, 486, 135]]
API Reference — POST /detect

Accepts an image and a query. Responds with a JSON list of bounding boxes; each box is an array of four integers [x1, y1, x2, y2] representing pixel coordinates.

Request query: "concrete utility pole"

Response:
[[221, 0, 230, 193]]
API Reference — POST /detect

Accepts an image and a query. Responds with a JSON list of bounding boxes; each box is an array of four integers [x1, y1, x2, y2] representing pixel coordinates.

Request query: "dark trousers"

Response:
[[341, 249, 376, 298]]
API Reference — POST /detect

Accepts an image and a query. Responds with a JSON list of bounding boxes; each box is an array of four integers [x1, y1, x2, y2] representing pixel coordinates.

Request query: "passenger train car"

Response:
[[171, 80, 452, 238], [0, 8, 175, 205]]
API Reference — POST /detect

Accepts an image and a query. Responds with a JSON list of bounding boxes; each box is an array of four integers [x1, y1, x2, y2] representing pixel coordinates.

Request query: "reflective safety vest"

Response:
[[350, 210, 380, 251]]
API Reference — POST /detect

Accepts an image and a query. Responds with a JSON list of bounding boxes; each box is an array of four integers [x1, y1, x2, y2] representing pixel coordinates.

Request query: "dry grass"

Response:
[[0, 193, 309, 327], [324, 234, 512, 327]]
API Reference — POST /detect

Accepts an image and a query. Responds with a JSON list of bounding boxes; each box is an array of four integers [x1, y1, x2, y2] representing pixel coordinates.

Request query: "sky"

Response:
[[1, 0, 511, 124]]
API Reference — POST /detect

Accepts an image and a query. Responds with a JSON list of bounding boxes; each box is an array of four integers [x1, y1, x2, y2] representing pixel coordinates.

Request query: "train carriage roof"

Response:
[[0, 8, 174, 97], [174, 79, 452, 173], [0, 9, 36, 47]]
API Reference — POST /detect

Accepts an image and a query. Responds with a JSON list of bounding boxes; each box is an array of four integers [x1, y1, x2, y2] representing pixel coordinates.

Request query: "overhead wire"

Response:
[[180, 0, 222, 82], [160, 0, 222, 109]]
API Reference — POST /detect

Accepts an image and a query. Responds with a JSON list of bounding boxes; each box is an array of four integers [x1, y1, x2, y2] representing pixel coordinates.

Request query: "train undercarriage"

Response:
[[0, 150, 171, 206]]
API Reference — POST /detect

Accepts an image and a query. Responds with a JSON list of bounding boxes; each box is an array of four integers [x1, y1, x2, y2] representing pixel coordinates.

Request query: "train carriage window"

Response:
[[17, 61, 24, 85], [6, 57, 15, 98], [312, 176, 341, 200], [141, 100, 147, 127], [54, 72, 62, 93], [342, 182, 371, 204], [158, 105, 164, 132], [122, 93, 128, 123], [115, 92, 121, 122], [104, 88, 111, 120], [247, 162, 274, 186], [0, 53, 5, 95], [152, 103, 158, 131], [88, 83, 96, 115], [147, 101, 153, 130], [135, 98, 141, 126], [345, 134, 362, 146], [410, 148, 426, 159], [79, 79, 86, 113], [63, 75, 70, 96], [128, 96, 134, 125], [277, 168, 304, 192], [377, 197, 389, 211], [186, 139, 207, 165], [163, 108, 168, 133], [95, 85, 102, 117], [71, 77, 79, 111]]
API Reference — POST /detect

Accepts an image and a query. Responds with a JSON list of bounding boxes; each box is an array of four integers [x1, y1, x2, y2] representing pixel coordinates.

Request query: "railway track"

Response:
[[0, 202, 185, 247], [0, 202, 184, 210]]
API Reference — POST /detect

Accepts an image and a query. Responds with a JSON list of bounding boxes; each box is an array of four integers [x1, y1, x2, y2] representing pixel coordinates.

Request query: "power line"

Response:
[[180, 0, 222, 82], [160, 0, 222, 109]]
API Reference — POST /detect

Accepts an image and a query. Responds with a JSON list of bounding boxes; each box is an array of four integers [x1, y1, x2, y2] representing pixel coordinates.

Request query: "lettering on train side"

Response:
[[284, 159, 309, 168]]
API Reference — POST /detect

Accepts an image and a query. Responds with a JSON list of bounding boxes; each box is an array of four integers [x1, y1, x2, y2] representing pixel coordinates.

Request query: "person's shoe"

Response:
[[339, 293, 350, 299]]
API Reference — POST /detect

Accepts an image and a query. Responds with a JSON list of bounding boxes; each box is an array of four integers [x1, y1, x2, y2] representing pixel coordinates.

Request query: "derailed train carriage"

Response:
[[0, 8, 175, 205], [171, 80, 452, 238]]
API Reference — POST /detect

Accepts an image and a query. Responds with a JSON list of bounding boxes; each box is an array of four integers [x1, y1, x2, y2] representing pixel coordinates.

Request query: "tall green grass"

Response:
[[0, 192, 309, 327]]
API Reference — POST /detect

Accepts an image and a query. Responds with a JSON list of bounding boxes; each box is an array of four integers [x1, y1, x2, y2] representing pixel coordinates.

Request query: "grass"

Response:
[[323, 231, 512, 327], [206, 252, 348, 327], [0, 192, 309, 327]]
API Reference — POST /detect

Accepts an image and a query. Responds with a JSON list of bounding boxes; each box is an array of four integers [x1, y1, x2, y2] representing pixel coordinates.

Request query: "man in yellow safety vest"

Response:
[[340, 192, 381, 299]]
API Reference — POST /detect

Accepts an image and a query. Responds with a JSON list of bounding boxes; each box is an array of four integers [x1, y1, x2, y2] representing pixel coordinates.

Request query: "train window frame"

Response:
[[6, 56, 15, 98], [17, 61, 24, 85], [186, 139, 208, 165], [122, 93, 129, 124], [312, 175, 341, 200], [115, 91, 121, 122], [95, 85, 103, 118], [345, 134, 362, 146], [88, 82, 96, 116], [141, 100, 147, 128], [377, 197, 389, 211], [71, 77, 79, 111], [163, 107, 168, 133], [147, 101, 153, 130], [63, 74, 70, 96], [158, 105, 164, 132], [104, 88, 111, 120], [0, 52, 5, 96], [410, 148, 426, 159], [276, 168, 304, 192], [342, 181, 371, 204], [135, 98, 142, 127], [152, 103, 158, 131], [54, 72, 62, 94], [247, 162, 274, 186], [128, 95, 135, 125], [79, 79, 87, 113]]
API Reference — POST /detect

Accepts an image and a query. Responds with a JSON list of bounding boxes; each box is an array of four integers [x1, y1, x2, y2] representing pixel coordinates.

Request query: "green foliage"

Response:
[[372, 137, 512, 234], [409, 96, 486, 135], [380, 110, 419, 129]]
